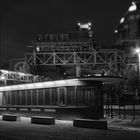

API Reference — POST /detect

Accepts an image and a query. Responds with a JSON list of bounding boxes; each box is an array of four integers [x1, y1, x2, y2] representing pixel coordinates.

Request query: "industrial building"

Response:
[[0, 22, 125, 119]]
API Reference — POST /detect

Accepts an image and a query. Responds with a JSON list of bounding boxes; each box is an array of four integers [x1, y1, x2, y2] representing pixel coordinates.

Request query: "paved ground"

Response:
[[108, 117, 140, 131], [0, 116, 140, 140]]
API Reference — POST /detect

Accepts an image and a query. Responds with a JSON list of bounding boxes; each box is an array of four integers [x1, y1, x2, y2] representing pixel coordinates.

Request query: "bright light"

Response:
[[128, 2, 137, 12], [135, 48, 140, 54], [88, 27, 91, 30], [94, 74, 102, 76], [115, 30, 118, 33], [120, 17, 125, 23], [77, 22, 91, 30], [0, 76, 5, 80], [77, 22, 80, 26], [36, 47, 40, 52], [0, 69, 33, 77], [88, 22, 91, 26], [0, 79, 80, 92], [79, 24, 89, 29], [1, 70, 8, 74]]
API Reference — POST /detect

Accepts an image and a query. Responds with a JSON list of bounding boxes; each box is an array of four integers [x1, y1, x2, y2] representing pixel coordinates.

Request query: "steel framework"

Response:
[[0, 69, 39, 83], [25, 49, 125, 76], [25, 33, 126, 77], [25, 50, 125, 66]]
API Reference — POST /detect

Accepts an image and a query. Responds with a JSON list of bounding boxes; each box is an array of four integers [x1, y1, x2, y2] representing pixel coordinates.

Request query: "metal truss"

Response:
[[0, 69, 39, 83], [25, 50, 125, 66]]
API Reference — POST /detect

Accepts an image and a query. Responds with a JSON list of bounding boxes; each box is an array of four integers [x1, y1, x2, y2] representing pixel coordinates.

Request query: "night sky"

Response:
[[0, 0, 132, 64]]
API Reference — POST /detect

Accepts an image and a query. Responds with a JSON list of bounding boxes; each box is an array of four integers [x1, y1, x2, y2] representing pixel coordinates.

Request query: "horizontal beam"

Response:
[[25, 50, 125, 65]]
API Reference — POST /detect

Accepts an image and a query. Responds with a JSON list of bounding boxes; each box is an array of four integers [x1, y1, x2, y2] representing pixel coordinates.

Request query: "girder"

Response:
[[0, 69, 39, 82], [25, 50, 125, 66]]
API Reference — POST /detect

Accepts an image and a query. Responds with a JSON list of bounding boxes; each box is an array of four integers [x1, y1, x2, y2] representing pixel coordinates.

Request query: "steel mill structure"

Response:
[[0, 22, 126, 120], [25, 22, 125, 79]]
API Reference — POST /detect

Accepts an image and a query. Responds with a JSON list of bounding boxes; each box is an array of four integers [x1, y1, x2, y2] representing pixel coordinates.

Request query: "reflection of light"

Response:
[[58, 120, 72, 124], [19, 73, 25, 76], [94, 74, 102, 76], [128, 2, 137, 12], [120, 17, 125, 23]]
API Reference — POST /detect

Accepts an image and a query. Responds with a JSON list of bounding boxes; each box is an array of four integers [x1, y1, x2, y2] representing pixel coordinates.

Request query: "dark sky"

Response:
[[0, 0, 132, 64]]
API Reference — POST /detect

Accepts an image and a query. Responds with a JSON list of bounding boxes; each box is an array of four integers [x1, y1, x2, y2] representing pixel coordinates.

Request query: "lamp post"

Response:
[[135, 48, 140, 83]]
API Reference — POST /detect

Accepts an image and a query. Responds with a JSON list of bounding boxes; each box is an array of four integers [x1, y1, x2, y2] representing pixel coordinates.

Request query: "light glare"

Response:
[[77, 22, 80, 26], [135, 48, 140, 54], [88, 22, 91, 26], [115, 30, 118, 33], [128, 2, 137, 12], [120, 17, 125, 23], [0, 79, 80, 92]]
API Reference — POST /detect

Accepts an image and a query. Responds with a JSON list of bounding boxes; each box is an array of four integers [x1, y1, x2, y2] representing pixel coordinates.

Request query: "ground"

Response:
[[0, 116, 140, 140]]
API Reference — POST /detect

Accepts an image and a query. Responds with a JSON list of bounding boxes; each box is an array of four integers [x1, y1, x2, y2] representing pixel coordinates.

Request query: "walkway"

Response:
[[0, 116, 140, 140]]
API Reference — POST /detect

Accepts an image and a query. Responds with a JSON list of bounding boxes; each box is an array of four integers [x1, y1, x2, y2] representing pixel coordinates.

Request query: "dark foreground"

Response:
[[0, 116, 140, 140]]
